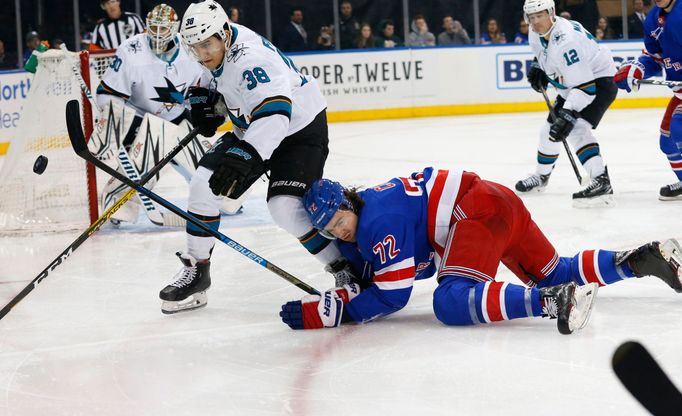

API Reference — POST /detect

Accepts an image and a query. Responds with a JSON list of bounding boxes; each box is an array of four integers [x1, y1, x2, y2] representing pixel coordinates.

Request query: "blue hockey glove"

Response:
[[614, 61, 644, 93], [280, 284, 360, 330]]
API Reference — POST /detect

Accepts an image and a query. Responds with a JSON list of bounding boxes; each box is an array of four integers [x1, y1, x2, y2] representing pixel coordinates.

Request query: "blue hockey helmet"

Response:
[[304, 179, 351, 230]]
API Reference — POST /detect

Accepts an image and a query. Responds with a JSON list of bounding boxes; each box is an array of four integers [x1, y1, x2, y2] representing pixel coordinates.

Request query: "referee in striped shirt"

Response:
[[91, 0, 145, 50]]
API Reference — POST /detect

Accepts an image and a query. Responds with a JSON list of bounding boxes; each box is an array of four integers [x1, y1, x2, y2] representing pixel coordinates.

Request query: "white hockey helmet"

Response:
[[146, 4, 180, 54], [180, 0, 232, 52]]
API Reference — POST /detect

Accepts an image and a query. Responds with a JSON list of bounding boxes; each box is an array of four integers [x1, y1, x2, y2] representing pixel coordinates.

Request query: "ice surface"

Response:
[[1, 109, 680, 415]]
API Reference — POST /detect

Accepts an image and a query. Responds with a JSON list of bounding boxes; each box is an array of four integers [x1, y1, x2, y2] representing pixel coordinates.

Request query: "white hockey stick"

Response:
[[634, 79, 682, 88], [63, 45, 165, 225]]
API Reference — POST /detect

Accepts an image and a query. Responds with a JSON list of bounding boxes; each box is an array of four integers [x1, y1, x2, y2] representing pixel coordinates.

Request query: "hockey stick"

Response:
[[634, 79, 682, 88], [66, 99, 320, 297], [62, 45, 165, 226], [541, 88, 585, 185], [0, 108, 202, 321], [612, 341, 682, 415]]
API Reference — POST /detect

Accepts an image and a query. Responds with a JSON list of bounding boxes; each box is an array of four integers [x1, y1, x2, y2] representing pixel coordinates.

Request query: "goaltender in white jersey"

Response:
[[516, 0, 618, 207], [93, 4, 229, 226]]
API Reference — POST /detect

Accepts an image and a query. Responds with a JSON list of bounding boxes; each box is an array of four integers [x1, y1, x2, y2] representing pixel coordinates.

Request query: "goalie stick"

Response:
[[612, 340, 682, 415], [541, 88, 586, 186], [62, 44, 166, 226], [66, 99, 320, 297], [0, 110, 202, 321]]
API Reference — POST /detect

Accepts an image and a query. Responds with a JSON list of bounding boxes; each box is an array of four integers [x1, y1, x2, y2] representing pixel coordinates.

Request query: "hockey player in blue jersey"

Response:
[[158, 0, 354, 313], [615, 0, 682, 200], [280, 168, 682, 334]]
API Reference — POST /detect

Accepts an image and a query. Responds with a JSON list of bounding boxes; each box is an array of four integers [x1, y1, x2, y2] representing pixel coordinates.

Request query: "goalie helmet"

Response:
[[304, 179, 351, 232], [146, 4, 180, 54], [180, 1, 232, 52]]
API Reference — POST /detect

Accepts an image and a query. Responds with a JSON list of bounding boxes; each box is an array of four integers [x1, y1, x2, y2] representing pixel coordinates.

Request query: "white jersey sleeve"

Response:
[[98, 45, 134, 101]]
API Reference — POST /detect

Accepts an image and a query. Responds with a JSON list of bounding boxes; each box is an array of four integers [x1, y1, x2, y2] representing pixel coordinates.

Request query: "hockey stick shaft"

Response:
[[66, 100, 320, 296], [634, 78, 682, 88], [63, 45, 164, 225], [0, 103, 201, 321], [541, 88, 584, 185], [612, 341, 682, 414]]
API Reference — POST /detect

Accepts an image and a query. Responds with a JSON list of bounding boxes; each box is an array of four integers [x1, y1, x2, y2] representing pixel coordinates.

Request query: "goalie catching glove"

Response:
[[280, 283, 361, 329], [188, 86, 227, 137], [208, 139, 266, 198]]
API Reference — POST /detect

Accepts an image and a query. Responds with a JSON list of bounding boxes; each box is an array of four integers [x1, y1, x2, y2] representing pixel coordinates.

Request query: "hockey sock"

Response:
[[433, 277, 543, 326], [539, 251, 636, 288], [662, 112, 682, 180], [576, 143, 605, 178], [186, 212, 220, 260]]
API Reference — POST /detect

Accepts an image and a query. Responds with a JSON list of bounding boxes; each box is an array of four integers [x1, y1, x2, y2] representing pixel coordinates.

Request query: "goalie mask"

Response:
[[180, 0, 232, 61], [146, 4, 180, 54]]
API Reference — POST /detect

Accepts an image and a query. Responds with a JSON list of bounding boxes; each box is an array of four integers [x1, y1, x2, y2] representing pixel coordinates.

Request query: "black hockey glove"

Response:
[[527, 60, 549, 93], [208, 139, 266, 198], [188, 87, 227, 137], [549, 109, 578, 142]]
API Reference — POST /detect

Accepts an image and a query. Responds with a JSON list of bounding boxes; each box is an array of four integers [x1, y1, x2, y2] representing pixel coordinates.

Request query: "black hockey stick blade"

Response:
[[612, 341, 682, 415], [66, 99, 88, 157]]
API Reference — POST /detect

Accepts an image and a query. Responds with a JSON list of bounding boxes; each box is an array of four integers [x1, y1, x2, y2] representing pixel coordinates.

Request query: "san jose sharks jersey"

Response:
[[97, 33, 204, 121], [199, 24, 326, 160], [640, 3, 682, 96], [530, 17, 615, 112], [336, 167, 478, 323]]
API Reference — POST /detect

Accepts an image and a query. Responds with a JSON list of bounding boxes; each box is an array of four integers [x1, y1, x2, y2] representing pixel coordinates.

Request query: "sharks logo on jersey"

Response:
[[150, 77, 188, 111]]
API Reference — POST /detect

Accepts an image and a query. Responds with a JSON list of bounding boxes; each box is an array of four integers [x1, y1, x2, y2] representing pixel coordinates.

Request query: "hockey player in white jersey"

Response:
[[94, 3, 230, 225], [158, 0, 353, 313], [515, 0, 618, 207]]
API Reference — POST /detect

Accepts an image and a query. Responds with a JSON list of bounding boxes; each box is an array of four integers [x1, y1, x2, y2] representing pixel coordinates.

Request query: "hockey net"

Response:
[[0, 48, 116, 234]]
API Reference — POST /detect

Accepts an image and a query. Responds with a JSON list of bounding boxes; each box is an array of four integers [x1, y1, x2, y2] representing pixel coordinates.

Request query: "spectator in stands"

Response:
[[559, 11, 572, 19], [480, 18, 506, 44], [406, 15, 436, 47], [513, 20, 529, 43], [23, 31, 41, 64], [628, 0, 647, 39], [316, 25, 335, 50], [278, 8, 309, 52], [339, 0, 359, 50], [50, 38, 64, 50], [0, 40, 17, 70], [595, 17, 616, 40], [91, 0, 144, 50], [227, 7, 239, 23], [374, 19, 402, 48], [355, 22, 374, 49], [437, 16, 471, 45]]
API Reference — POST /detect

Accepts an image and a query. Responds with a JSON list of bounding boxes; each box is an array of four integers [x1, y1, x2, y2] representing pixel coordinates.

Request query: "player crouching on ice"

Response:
[[514, 0, 617, 207], [280, 168, 682, 334]]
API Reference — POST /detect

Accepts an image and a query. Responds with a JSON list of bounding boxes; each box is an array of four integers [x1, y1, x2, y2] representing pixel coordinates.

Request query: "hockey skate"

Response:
[[515, 173, 550, 193], [572, 168, 614, 208], [160, 252, 211, 314], [659, 181, 682, 201], [540, 281, 599, 335], [616, 239, 682, 293]]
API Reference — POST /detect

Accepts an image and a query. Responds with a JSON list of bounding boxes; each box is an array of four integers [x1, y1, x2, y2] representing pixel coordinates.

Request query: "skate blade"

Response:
[[562, 283, 599, 335], [515, 186, 547, 195], [161, 291, 208, 315], [658, 195, 682, 201], [572, 194, 615, 209], [660, 239, 682, 283]]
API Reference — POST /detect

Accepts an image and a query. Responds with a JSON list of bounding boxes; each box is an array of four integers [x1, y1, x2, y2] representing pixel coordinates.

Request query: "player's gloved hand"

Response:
[[280, 284, 360, 330], [325, 258, 361, 287], [527, 60, 549, 93], [549, 109, 578, 142], [614, 60, 644, 93], [188, 87, 227, 137], [208, 139, 265, 198]]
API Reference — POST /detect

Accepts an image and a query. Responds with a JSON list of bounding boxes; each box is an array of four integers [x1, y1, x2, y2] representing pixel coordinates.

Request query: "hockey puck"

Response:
[[33, 155, 48, 175]]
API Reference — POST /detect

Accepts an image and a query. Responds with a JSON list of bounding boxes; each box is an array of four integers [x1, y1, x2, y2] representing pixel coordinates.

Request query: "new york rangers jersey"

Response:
[[530, 17, 616, 112], [199, 24, 326, 160], [640, 3, 682, 96], [336, 167, 478, 323], [97, 34, 205, 121]]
